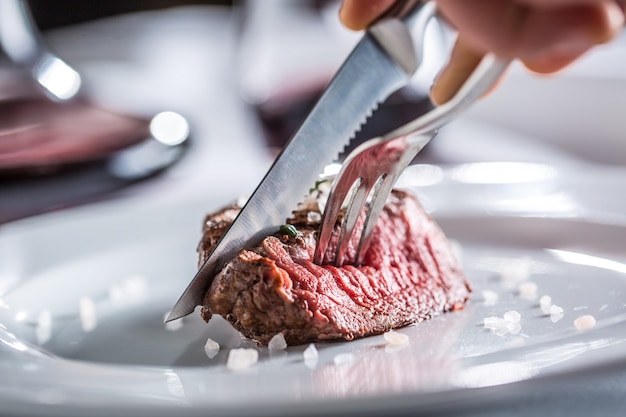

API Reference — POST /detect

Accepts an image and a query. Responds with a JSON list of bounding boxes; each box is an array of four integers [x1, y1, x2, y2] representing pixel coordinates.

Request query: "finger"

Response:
[[522, 1, 624, 73], [430, 37, 508, 105], [521, 48, 587, 73], [436, 0, 624, 59], [339, 0, 396, 30]]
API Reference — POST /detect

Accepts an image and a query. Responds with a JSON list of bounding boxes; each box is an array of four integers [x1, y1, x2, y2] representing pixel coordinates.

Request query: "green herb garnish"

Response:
[[279, 224, 301, 238], [309, 178, 331, 194]]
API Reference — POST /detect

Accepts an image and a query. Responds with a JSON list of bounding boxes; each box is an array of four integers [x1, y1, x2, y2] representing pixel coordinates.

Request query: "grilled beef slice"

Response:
[[199, 189, 471, 346]]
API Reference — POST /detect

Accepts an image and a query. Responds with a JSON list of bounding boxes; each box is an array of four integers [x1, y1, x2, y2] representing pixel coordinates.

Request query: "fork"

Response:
[[313, 52, 510, 267]]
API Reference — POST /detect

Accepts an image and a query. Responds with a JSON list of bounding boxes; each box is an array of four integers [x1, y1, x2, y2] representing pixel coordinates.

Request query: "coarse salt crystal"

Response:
[[483, 316, 506, 329], [484, 312, 523, 336], [204, 338, 220, 359], [307, 212, 321, 223], [79, 297, 97, 332], [303, 343, 319, 369], [481, 290, 499, 305], [503, 310, 522, 324], [540, 295, 552, 315], [518, 281, 538, 299], [550, 305, 564, 316], [506, 321, 522, 335], [574, 315, 597, 330], [268, 333, 288, 351], [493, 324, 510, 337], [227, 348, 258, 371], [383, 330, 409, 346], [550, 304, 564, 322]]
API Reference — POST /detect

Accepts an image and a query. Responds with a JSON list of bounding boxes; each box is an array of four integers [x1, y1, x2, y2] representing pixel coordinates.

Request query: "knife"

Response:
[[166, 0, 436, 322]]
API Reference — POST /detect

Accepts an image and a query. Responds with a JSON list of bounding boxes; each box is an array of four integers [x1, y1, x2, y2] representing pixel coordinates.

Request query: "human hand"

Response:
[[339, 0, 625, 104]]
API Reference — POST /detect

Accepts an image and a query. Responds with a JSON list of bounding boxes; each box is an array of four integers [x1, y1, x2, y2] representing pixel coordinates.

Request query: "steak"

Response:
[[199, 189, 471, 346]]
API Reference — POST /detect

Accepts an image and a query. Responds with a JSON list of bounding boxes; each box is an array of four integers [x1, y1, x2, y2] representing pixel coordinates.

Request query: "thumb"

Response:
[[339, 0, 396, 30], [430, 36, 506, 105]]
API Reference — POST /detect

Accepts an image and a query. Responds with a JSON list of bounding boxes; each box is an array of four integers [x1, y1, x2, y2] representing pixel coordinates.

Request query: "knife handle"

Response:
[[369, 1, 436, 76]]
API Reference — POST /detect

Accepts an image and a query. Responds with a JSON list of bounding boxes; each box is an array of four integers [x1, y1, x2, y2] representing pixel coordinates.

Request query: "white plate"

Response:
[[2, 162, 626, 417]]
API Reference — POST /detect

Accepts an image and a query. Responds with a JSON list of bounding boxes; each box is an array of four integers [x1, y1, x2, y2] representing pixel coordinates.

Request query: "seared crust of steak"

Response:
[[199, 190, 471, 346]]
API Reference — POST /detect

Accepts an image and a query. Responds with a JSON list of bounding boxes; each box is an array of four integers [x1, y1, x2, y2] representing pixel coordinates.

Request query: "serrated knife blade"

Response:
[[166, 1, 435, 322]]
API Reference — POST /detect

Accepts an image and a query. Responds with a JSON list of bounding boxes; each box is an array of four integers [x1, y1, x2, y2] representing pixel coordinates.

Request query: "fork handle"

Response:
[[382, 53, 510, 141]]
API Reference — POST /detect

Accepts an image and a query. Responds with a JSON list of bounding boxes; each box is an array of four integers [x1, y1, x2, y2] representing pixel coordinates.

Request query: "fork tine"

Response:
[[314, 175, 360, 265], [354, 134, 429, 263], [353, 173, 392, 265], [334, 177, 375, 266]]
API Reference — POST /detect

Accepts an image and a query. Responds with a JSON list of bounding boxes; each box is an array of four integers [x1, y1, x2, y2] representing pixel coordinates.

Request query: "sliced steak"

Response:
[[199, 189, 470, 346]]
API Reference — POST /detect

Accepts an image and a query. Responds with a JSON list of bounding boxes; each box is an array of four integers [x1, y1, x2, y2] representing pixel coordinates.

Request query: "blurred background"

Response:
[[1, 0, 442, 223], [28, 0, 233, 30], [2, 0, 625, 224]]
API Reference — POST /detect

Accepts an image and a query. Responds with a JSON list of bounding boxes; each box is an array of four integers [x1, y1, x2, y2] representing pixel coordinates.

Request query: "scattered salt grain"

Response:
[[507, 321, 522, 335], [35, 310, 52, 344], [484, 312, 523, 336], [79, 297, 97, 332], [303, 343, 319, 369], [550, 305, 564, 316], [481, 290, 499, 305], [204, 338, 220, 359], [503, 310, 522, 324], [383, 330, 409, 346], [333, 352, 356, 367], [518, 281, 538, 299], [540, 295, 552, 315], [307, 211, 321, 223], [600, 304, 609, 312], [550, 304, 564, 322], [483, 316, 507, 330], [227, 348, 258, 371], [574, 315, 597, 330], [163, 311, 183, 331], [268, 333, 288, 351]]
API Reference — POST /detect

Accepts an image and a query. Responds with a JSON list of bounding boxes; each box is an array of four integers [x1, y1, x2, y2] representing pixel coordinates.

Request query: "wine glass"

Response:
[[0, 0, 191, 223]]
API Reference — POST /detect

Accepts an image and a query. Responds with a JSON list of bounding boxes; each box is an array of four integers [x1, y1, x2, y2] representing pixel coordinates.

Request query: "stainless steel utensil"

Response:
[[314, 53, 509, 267], [166, 0, 436, 322]]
